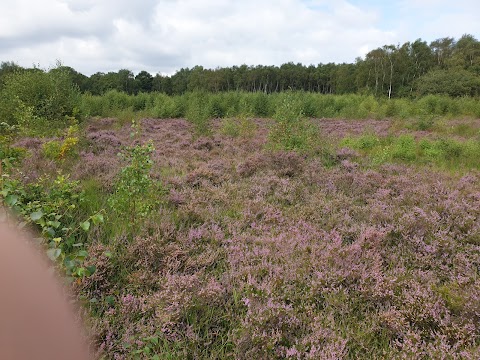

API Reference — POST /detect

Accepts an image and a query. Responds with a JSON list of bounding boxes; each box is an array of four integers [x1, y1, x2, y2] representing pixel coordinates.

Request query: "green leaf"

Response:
[[148, 336, 159, 345], [30, 211, 43, 221], [76, 250, 88, 261], [45, 227, 56, 237], [80, 220, 90, 232], [5, 194, 18, 206], [105, 296, 115, 305], [152, 355, 160, 360], [91, 213, 104, 225], [76, 267, 86, 277], [77, 250, 88, 257], [86, 265, 96, 275], [46, 248, 62, 261], [49, 220, 61, 229], [64, 259, 75, 270]]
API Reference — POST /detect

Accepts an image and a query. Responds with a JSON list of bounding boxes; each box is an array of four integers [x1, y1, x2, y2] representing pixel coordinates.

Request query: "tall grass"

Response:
[[341, 133, 480, 170]]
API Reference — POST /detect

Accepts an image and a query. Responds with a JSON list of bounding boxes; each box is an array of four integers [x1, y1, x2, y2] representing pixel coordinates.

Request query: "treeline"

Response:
[[1, 34, 480, 99]]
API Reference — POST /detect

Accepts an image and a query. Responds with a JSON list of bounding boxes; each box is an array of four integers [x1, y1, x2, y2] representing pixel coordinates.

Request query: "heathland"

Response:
[[1, 35, 480, 358]]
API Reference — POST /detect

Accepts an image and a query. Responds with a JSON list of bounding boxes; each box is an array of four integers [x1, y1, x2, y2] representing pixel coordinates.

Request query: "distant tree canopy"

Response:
[[1, 34, 479, 98]]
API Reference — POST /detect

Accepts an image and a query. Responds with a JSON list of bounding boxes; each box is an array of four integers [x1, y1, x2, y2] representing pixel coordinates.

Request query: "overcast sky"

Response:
[[0, 0, 479, 76]]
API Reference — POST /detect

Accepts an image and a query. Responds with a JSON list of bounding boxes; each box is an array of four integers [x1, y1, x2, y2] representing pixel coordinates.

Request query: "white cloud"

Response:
[[0, 0, 478, 75]]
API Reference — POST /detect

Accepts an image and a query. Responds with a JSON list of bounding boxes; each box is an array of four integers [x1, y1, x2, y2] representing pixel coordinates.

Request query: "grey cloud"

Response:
[[1, 0, 478, 76]]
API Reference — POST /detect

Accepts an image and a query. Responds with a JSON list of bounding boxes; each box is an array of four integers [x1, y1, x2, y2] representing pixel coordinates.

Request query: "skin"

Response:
[[0, 222, 91, 360]]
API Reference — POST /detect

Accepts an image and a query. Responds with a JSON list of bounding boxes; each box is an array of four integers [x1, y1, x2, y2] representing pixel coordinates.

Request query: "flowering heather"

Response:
[[11, 117, 480, 359]]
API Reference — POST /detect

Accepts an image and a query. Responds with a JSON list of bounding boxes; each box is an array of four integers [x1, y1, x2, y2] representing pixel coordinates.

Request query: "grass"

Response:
[[340, 132, 480, 171]]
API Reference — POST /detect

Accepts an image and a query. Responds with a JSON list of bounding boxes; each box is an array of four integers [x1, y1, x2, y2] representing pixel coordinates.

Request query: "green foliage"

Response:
[[207, 94, 226, 118], [341, 133, 381, 150], [1, 172, 103, 280], [267, 93, 319, 152], [408, 115, 436, 131], [415, 95, 460, 117], [0, 123, 27, 169], [42, 140, 63, 160], [252, 92, 271, 117], [341, 132, 480, 170], [220, 116, 257, 139], [185, 91, 211, 136], [0, 66, 81, 134], [416, 69, 480, 97], [41, 125, 79, 161], [78, 90, 480, 126], [391, 135, 417, 161], [108, 141, 159, 234], [434, 283, 466, 314]]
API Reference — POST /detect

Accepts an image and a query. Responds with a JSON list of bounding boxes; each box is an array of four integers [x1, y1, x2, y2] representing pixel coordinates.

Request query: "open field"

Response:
[[3, 114, 480, 359]]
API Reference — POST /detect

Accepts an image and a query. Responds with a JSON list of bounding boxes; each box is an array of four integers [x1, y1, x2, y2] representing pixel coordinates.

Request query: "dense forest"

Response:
[[1, 34, 480, 98]]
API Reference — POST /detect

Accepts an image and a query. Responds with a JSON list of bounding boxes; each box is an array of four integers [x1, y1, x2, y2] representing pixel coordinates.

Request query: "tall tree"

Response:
[[135, 71, 153, 93], [430, 37, 455, 69]]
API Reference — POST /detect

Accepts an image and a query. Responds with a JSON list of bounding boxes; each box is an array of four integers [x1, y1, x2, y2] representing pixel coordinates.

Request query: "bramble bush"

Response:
[[1, 171, 104, 281]]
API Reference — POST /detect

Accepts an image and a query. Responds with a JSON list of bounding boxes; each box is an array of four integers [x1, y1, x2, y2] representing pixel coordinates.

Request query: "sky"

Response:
[[0, 0, 479, 76]]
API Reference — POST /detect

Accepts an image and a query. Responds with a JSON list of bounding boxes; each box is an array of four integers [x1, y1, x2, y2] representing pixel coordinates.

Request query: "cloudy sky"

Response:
[[0, 0, 479, 75]]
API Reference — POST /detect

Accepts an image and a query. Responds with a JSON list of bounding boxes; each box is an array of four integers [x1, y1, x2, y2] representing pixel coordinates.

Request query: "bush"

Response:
[[268, 93, 319, 152], [221, 116, 257, 139], [108, 141, 159, 235], [416, 69, 480, 97], [185, 91, 211, 135], [1, 172, 103, 280], [0, 66, 81, 133], [391, 135, 417, 161]]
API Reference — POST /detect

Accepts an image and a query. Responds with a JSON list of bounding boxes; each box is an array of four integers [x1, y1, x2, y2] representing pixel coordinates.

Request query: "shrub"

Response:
[[185, 91, 211, 136], [268, 93, 319, 153], [1, 172, 103, 280], [108, 141, 160, 235], [252, 92, 271, 117], [415, 69, 480, 97], [391, 135, 417, 161], [341, 133, 380, 150], [0, 66, 81, 133], [221, 116, 257, 139], [41, 125, 79, 161]]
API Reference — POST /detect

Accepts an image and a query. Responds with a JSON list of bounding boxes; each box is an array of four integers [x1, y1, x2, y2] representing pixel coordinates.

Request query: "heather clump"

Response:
[[86, 130, 123, 152]]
